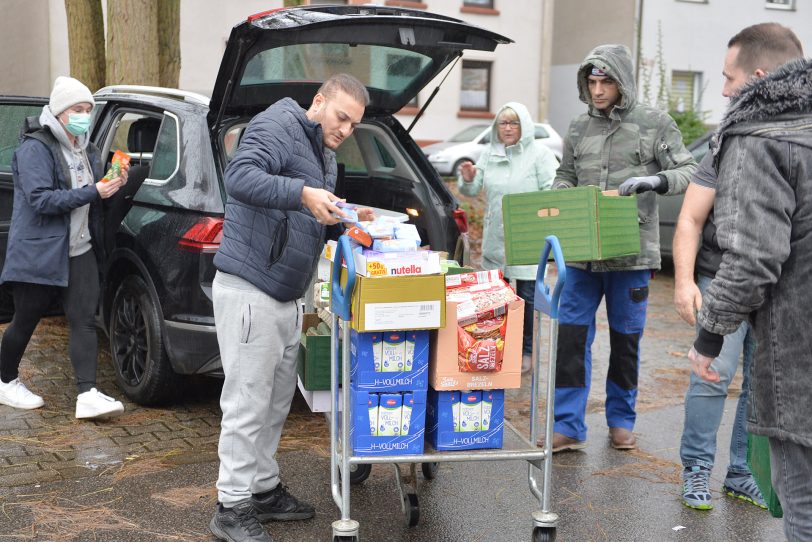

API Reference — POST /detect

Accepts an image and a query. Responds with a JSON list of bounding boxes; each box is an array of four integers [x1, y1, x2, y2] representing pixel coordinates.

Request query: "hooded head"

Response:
[[49, 76, 94, 116], [488, 101, 536, 152], [576, 44, 636, 115]]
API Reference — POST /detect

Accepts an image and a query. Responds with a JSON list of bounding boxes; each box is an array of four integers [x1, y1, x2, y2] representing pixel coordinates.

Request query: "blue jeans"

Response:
[[770, 438, 812, 541], [680, 274, 756, 474], [553, 267, 650, 441]]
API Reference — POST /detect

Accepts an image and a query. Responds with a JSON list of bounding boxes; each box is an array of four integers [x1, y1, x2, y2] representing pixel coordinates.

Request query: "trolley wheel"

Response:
[[349, 463, 372, 485], [421, 462, 439, 480], [532, 527, 556, 542], [332, 537, 358, 542], [403, 492, 420, 527]]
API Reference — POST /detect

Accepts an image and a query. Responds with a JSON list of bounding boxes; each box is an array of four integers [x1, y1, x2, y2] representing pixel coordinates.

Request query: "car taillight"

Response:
[[178, 217, 223, 253], [453, 208, 469, 234]]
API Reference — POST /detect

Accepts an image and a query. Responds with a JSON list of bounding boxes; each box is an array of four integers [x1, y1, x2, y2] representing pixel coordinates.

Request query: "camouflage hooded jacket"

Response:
[[554, 44, 696, 271]]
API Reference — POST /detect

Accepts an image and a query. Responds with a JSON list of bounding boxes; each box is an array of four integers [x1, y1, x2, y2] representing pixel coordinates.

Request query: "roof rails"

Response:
[[94, 85, 209, 106]]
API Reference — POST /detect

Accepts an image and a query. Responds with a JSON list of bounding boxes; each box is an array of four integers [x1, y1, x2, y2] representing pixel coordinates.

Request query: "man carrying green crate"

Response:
[[543, 44, 696, 453]]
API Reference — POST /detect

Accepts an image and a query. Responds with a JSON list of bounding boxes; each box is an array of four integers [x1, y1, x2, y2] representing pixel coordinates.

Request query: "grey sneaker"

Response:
[[682, 466, 713, 510], [210, 501, 272, 542], [724, 472, 768, 510], [252, 484, 315, 522]]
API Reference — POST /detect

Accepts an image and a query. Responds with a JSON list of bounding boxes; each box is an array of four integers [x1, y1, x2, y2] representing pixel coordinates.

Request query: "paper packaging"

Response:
[[426, 388, 504, 451], [368, 393, 379, 436], [350, 329, 429, 392], [451, 391, 461, 432], [381, 331, 405, 372], [296, 313, 339, 391], [401, 392, 414, 435], [351, 389, 427, 456], [429, 297, 524, 391], [404, 331, 419, 372], [334, 264, 445, 332], [458, 390, 482, 432], [377, 393, 402, 436], [325, 239, 441, 278], [481, 390, 493, 430]]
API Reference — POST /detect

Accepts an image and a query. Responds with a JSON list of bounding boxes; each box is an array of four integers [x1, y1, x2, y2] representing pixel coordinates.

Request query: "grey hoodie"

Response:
[[40, 106, 93, 257]]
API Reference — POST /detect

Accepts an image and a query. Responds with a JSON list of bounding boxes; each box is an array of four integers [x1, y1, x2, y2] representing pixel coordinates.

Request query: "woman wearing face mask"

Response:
[[458, 102, 559, 374], [0, 76, 127, 419]]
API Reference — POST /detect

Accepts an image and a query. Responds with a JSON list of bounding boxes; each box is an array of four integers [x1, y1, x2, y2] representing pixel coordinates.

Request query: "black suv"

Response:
[[0, 5, 509, 405]]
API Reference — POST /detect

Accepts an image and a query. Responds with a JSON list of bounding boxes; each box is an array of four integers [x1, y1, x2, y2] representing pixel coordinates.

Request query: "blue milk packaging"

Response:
[[351, 389, 427, 456], [426, 388, 505, 450], [350, 329, 429, 391]]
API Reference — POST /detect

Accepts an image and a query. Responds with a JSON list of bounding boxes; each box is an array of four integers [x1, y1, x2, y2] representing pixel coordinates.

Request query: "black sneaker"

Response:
[[209, 501, 273, 542], [252, 484, 315, 522]]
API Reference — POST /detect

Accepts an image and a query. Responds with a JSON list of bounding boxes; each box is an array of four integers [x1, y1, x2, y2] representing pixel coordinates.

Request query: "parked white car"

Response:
[[424, 122, 563, 176]]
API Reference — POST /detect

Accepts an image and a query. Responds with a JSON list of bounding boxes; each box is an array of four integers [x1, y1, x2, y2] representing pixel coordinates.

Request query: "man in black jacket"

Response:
[[210, 74, 369, 542]]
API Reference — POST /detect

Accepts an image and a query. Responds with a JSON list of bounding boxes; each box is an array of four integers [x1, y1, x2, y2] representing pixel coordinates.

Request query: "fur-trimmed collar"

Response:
[[718, 57, 812, 135]]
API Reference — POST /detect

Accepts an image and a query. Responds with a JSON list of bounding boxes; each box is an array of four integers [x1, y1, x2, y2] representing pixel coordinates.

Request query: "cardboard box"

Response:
[[335, 266, 446, 332], [350, 389, 427, 456], [426, 388, 504, 450], [502, 185, 640, 264], [296, 313, 339, 391], [428, 297, 524, 391], [325, 239, 441, 277], [351, 329, 429, 391]]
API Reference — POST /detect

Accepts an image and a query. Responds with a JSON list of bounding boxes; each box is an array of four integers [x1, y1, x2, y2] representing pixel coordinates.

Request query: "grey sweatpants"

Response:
[[213, 271, 302, 505]]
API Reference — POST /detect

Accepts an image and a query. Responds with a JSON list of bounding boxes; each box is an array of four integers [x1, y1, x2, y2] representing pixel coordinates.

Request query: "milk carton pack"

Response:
[[459, 390, 482, 432], [451, 391, 461, 432], [381, 332, 405, 372], [402, 392, 414, 435], [368, 394, 379, 436], [377, 393, 403, 436], [349, 329, 429, 391], [426, 388, 504, 451], [481, 390, 493, 431]]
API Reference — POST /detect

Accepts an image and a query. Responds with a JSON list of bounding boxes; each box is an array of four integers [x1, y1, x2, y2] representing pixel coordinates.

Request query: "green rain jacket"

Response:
[[554, 44, 696, 271], [458, 101, 558, 280]]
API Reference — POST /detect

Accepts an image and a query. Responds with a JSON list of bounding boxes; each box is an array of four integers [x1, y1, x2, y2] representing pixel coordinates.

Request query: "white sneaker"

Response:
[[75, 388, 125, 419], [0, 378, 45, 409]]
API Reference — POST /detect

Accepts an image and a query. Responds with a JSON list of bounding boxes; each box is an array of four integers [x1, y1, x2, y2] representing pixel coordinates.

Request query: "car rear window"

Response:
[[240, 44, 432, 94]]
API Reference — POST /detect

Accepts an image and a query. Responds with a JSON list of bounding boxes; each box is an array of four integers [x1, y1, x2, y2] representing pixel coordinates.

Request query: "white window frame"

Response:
[[765, 0, 795, 10]]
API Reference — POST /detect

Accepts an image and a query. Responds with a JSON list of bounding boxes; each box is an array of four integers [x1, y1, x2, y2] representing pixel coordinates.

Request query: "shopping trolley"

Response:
[[328, 234, 567, 542]]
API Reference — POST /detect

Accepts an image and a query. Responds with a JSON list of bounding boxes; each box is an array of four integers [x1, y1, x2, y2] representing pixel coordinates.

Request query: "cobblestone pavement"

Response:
[[0, 268, 764, 541]]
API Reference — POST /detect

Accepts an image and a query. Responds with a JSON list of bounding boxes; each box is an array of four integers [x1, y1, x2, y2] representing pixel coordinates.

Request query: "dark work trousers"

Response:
[[0, 250, 100, 393], [515, 279, 535, 355], [553, 266, 650, 442]]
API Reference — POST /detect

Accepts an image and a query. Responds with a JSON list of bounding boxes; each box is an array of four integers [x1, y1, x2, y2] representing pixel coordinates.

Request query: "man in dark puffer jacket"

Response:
[[210, 74, 370, 542]]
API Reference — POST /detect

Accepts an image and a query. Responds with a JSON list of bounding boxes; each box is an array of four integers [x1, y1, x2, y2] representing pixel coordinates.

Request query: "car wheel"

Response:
[[109, 274, 177, 405]]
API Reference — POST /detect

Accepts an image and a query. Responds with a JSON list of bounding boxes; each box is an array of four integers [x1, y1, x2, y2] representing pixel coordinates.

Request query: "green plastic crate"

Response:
[[502, 185, 640, 264], [296, 313, 339, 391], [747, 433, 783, 518]]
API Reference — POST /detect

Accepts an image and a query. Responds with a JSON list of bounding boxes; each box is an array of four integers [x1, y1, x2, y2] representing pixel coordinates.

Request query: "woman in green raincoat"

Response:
[[458, 102, 558, 373]]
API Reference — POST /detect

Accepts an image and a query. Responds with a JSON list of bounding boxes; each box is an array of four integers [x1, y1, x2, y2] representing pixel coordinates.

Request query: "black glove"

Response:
[[618, 175, 663, 196]]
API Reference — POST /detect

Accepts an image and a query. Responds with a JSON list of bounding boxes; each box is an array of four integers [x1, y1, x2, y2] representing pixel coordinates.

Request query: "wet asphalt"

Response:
[[0, 270, 785, 541]]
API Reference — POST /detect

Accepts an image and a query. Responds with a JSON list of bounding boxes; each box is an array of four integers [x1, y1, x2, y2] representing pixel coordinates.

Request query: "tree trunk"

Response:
[[157, 0, 180, 88], [64, 0, 105, 91], [106, 0, 160, 86]]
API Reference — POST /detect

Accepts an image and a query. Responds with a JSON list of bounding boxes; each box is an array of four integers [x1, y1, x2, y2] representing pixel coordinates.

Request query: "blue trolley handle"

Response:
[[534, 235, 567, 318], [330, 236, 356, 321]]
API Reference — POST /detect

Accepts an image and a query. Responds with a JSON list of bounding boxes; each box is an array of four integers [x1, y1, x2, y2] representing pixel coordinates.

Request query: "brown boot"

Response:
[[537, 432, 586, 453], [609, 427, 637, 450]]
